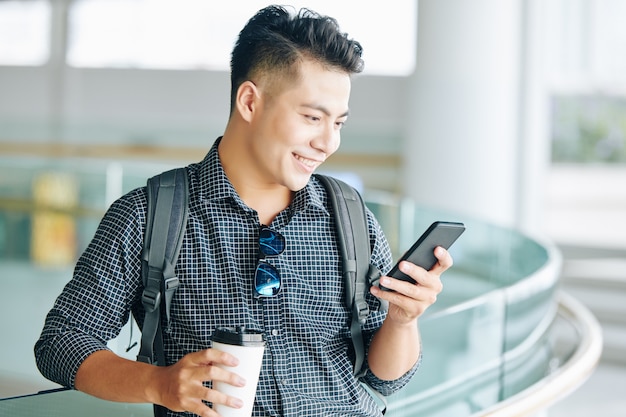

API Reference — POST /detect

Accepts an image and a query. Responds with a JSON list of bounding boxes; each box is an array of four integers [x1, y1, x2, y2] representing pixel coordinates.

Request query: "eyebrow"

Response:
[[304, 104, 350, 118]]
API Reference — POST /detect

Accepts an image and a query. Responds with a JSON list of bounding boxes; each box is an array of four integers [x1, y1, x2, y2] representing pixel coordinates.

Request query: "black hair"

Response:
[[229, 5, 364, 113]]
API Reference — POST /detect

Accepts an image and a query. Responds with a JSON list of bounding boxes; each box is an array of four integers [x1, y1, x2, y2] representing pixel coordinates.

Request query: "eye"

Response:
[[306, 115, 321, 122]]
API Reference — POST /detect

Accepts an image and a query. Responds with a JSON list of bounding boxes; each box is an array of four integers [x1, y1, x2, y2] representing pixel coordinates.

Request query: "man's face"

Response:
[[248, 59, 352, 191]]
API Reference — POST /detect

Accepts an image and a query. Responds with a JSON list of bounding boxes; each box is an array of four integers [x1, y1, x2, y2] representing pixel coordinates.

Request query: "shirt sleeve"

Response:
[[34, 189, 146, 389], [363, 352, 421, 396]]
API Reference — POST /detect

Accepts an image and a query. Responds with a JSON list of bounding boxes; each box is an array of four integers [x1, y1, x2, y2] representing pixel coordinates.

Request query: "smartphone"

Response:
[[382, 221, 465, 290]]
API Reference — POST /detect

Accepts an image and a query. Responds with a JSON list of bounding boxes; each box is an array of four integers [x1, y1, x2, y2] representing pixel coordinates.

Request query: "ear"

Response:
[[235, 81, 260, 123]]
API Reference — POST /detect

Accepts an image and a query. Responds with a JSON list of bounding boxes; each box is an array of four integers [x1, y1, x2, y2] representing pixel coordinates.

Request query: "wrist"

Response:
[[384, 314, 418, 330], [142, 363, 167, 406]]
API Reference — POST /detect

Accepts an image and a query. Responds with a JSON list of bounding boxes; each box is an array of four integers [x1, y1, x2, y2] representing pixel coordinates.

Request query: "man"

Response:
[[35, 5, 451, 416]]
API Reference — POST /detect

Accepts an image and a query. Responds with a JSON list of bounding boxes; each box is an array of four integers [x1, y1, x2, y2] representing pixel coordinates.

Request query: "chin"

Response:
[[286, 175, 311, 192]]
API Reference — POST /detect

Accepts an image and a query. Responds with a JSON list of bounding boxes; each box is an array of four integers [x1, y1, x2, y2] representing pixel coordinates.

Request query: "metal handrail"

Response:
[[474, 291, 603, 417], [0, 197, 104, 218], [0, 142, 400, 167]]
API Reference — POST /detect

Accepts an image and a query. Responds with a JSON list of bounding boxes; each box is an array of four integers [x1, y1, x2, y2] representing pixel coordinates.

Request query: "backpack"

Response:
[[137, 168, 388, 415]]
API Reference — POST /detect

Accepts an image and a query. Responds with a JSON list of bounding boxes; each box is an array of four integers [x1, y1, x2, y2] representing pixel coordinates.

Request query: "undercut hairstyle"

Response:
[[229, 5, 364, 113]]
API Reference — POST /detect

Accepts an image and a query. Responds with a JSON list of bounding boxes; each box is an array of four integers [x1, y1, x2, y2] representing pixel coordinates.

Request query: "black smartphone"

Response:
[[381, 221, 465, 290]]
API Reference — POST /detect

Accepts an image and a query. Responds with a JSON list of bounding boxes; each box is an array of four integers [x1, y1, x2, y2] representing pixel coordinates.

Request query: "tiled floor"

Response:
[[548, 361, 626, 417]]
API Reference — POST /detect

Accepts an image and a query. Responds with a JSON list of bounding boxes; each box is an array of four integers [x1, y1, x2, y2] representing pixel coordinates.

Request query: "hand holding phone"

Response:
[[382, 221, 465, 291]]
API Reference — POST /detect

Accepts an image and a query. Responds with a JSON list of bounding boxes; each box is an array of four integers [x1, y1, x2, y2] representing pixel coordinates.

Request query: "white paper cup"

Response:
[[212, 327, 265, 417]]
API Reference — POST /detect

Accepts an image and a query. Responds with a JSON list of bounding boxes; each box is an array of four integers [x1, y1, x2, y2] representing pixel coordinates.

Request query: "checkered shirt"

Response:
[[35, 139, 419, 416]]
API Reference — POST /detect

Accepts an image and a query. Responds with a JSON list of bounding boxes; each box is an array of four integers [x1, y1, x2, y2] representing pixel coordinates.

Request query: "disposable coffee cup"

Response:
[[212, 327, 265, 417]]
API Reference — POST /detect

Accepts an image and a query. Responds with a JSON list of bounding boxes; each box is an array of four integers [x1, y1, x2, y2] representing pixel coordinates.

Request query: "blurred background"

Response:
[[0, 1, 625, 416]]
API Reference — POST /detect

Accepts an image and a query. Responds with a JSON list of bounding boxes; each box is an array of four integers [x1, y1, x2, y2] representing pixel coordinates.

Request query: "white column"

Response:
[[404, 0, 529, 227]]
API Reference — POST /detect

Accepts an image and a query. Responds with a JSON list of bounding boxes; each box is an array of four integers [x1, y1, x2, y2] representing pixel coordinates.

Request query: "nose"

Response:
[[312, 122, 340, 155]]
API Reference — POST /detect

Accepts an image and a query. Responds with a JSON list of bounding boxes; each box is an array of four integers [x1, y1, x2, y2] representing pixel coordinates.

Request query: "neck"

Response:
[[218, 132, 293, 225]]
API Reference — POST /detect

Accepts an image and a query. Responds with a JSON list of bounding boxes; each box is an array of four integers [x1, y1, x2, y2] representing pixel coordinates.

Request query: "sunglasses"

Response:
[[254, 226, 286, 298]]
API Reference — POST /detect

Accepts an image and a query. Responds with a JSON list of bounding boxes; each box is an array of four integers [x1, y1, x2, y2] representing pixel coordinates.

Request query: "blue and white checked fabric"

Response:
[[35, 138, 418, 416]]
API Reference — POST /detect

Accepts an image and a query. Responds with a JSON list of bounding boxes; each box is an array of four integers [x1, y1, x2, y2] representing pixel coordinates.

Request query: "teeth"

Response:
[[295, 155, 317, 167]]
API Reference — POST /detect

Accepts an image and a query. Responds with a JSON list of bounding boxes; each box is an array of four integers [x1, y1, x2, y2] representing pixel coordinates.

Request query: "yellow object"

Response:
[[31, 172, 78, 266]]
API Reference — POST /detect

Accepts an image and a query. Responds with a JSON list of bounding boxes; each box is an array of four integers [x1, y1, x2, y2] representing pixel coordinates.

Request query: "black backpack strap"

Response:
[[315, 174, 387, 413], [138, 168, 188, 366], [314, 175, 377, 372], [137, 168, 188, 417]]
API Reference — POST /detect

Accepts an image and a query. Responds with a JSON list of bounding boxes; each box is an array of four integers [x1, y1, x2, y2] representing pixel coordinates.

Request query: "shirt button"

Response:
[[271, 329, 279, 336], [280, 379, 288, 386]]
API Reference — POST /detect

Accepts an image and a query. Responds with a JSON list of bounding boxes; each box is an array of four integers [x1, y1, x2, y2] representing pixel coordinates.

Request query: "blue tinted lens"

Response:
[[255, 262, 281, 297], [259, 227, 285, 256]]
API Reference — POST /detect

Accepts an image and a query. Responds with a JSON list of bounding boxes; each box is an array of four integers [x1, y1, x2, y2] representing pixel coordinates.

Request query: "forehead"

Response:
[[270, 59, 352, 105]]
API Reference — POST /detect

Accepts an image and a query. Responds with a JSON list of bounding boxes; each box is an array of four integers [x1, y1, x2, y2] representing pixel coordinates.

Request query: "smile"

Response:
[[294, 154, 321, 168]]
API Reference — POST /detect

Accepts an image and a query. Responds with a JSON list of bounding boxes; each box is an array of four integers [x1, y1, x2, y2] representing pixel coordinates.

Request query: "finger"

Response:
[[189, 348, 240, 367], [376, 274, 416, 295], [198, 362, 247, 389], [430, 246, 453, 273], [377, 273, 439, 302], [393, 261, 438, 289], [183, 398, 217, 417], [170, 374, 245, 417], [162, 351, 245, 410], [371, 280, 432, 320], [171, 378, 245, 417], [202, 388, 245, 414]]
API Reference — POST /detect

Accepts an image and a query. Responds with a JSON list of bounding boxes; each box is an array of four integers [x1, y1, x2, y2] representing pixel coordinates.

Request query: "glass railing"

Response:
[[0, 154, 593, 416], [364, 194, 565, 416]]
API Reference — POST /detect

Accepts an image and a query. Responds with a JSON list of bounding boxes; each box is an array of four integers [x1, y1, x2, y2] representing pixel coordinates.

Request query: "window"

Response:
[[0, 0, 50, 66], [547, 0, 626, 164], [66, 0, 417, 76], [552, 95, 626, 163]]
